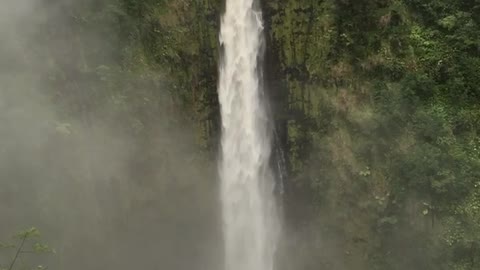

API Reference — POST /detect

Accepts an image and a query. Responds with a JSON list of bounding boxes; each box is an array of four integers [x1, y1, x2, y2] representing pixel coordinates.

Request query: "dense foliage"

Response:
[[264, 1, 480, 269], [1, 0, 479, 270]]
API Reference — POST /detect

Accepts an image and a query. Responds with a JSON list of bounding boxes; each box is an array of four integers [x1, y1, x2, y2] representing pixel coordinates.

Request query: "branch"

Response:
[[8, 235, 27, 270]]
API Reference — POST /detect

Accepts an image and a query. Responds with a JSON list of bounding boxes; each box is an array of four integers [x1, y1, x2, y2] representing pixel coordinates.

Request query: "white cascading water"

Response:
[[218, 1, 279, 270]]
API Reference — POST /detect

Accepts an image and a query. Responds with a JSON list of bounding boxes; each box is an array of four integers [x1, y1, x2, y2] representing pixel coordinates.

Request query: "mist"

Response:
[[0, 1, 220, 269]]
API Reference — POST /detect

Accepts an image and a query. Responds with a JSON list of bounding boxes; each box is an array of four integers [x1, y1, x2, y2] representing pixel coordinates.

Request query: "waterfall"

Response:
[[218, 1, 280, 270]]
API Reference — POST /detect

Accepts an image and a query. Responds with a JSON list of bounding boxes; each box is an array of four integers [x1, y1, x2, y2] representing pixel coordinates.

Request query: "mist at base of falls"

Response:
[[0, 1, 221, 270]]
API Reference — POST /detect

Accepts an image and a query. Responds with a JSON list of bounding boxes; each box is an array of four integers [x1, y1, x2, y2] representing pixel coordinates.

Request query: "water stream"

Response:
[[218, 1, 280, 270]]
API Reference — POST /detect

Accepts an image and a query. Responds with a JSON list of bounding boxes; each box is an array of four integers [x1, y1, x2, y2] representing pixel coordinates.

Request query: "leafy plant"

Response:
[[1, 228, 54, 270]]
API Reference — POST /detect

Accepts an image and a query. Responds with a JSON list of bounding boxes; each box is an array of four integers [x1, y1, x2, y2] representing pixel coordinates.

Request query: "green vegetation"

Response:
[[265, 1, 480, 269], [1, 228, 53, 270], [1, 0, 479, 269]]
